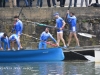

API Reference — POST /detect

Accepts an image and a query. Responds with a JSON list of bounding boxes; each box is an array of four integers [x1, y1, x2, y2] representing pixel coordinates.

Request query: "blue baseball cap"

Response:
[[53, 13, 59, 16]]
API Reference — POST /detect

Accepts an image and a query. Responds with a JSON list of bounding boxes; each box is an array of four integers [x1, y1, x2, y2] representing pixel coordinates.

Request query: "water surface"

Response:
[[0, 61, 99, 75]]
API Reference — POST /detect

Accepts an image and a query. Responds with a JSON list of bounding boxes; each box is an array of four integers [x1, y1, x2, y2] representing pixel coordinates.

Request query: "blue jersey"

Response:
[[12, 19, 23, 35], [9, 34, 20, 50], [0, 32, 10, 50], [56, 17, 64, 32], [67, 14, 77, 31], [40, 31, 57, 43]]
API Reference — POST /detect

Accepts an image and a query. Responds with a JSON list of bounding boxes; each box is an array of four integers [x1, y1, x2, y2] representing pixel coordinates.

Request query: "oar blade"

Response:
[[78, 33, 92, 38], [84, 55, 95, 62]]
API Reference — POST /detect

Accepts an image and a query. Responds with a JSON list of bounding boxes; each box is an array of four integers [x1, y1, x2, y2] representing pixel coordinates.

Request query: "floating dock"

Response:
[[63, 45, 100, 61]]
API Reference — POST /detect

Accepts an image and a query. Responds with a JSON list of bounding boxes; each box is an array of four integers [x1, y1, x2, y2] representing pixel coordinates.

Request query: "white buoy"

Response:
[[95, 48, 100, 62]]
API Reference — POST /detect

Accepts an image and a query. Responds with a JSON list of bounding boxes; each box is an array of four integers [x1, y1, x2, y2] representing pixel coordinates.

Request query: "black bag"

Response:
[[91, 3, 100, 7]]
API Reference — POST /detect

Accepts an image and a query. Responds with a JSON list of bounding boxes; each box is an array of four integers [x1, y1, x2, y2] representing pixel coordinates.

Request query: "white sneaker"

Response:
[[18, 48, 20, 50], [12, 47, 15, 51]]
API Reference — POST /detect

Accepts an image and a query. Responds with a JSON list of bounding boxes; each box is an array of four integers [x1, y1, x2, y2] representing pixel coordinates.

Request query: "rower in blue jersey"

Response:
[[12, 15, 23, 49], [0, 32, 10, 50], [54, 13, 66, 48], [9, 34, 21, 50], [66, 10, 80, 48], [39, 28, 58, 49], [12, 15, 23, 36]]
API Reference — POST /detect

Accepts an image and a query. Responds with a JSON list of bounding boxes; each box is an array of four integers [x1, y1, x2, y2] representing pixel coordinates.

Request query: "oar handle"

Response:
[[46, 42, 57, 47]]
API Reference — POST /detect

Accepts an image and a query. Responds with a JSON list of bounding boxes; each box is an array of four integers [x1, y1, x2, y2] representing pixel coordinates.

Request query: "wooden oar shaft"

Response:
[[22, 33, 38, 40], [32, 22, 68, 31]]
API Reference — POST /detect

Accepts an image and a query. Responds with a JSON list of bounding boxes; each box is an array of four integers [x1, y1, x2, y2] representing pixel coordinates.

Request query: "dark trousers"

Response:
[[69, 0, 77, 7], [59, 0, 66, 7], [28, 0, 33, 7], [63, 0, 66, 6], [0, 0, 6, 7], [37, 0, 42, 7], [96, 0, 99, 3], [89, 0, 99, 4], [89, 0, 92, 4], [47, 0, 56, 7]]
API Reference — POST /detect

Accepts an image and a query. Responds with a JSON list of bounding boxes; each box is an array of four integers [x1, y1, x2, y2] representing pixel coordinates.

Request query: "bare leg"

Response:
[[60, 32, 66, 46], [13, 0, 16, 7], [9, 0, 13, 8], [67, 32, 73, 46], [73, 33, 80, 46], [57, 33, 60, 46]]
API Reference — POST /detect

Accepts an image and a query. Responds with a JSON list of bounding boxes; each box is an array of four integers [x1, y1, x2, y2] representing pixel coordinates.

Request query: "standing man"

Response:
[[0, 32, 10, 50], [66, 10, 80, 48], [54, 13, 66, 48], [39, 28, 58, 49], [47, 0, 56, 7], [9, 34, 21, 50], [12, 15, 23, 49]]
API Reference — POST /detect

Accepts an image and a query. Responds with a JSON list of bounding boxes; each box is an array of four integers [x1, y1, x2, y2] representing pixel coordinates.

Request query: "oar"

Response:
[[22, 33, 39, 40], [22, 33, 57, 47], [32, 22, 96, 38], [78, 33, 96, 38], [69, 50, 95, 61], [32, 22, 69, 31]]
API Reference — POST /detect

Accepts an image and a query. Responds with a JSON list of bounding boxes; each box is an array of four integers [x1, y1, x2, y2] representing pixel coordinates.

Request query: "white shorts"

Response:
[[57, 31, 63, 33], [70, 27, 76, 32]]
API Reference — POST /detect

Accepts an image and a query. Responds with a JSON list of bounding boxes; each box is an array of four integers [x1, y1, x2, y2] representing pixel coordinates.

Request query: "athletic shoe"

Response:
[[75, 46, 80, 48], [12, 48, 15, 51], [62, 46, 67, 49]]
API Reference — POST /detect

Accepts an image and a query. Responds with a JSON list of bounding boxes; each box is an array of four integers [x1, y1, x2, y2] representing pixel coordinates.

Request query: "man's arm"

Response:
[[60, 18, 66, 30], [49, 33, 57, 43], [67, 10, 76, 19], [49, 33, 58, 46], [62, 20, 66, 28]]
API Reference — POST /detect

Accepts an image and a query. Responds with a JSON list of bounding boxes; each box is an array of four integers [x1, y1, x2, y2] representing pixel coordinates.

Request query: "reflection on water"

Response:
[[95, 63, 100, 75], [0, 61, 99, 75]]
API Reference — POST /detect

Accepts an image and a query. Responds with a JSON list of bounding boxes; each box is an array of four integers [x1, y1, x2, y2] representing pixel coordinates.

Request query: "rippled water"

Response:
[[0, 61, 100, 75]]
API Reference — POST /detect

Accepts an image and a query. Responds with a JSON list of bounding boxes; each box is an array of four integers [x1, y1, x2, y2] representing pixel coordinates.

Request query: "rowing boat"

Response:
[[0, 47, 64, 62]]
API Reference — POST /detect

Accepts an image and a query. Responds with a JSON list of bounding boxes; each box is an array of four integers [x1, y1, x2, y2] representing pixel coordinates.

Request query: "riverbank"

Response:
[[0, 7, 100, 48]]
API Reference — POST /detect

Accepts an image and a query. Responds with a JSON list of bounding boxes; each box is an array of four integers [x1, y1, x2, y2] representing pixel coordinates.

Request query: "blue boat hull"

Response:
[[0, 47, 64, 62]]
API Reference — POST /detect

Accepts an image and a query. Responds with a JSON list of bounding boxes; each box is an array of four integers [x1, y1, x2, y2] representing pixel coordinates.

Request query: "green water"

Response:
[[0, 61, 99, 75]]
